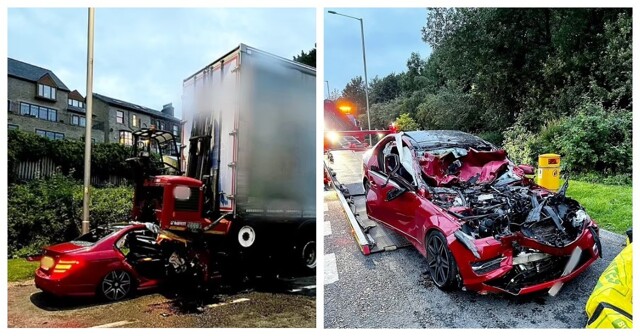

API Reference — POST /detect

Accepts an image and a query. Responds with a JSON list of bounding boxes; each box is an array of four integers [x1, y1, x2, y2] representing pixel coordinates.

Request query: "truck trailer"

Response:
[[181, 43, 316, 271]]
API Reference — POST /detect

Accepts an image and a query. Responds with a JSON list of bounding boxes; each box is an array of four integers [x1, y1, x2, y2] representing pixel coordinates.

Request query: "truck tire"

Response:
[[295, 222, 316, 275], [237, 225, 257, 248]]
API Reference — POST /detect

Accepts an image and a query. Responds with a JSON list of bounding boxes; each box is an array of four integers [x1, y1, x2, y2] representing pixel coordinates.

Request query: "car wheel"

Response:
[[426, 231, 460, 291], [100, 270, 133, 301]]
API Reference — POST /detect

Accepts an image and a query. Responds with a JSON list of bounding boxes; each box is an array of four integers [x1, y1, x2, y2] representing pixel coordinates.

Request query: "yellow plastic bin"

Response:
[[537, 154, 561, 191]]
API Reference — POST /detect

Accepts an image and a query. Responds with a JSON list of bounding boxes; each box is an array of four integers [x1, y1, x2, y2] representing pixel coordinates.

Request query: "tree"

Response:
[[327, 88, 342, 101], [293, 47, 316, 67], [369, 73, 401, 104], [394, 113, 419, 131], [342, 76, 367, 116]]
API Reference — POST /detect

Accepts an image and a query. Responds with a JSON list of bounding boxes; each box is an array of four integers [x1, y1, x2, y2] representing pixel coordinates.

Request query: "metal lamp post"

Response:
[[325, 80, 330, 99], [82, 8, 95, 234], [327, 10, 371, 134]]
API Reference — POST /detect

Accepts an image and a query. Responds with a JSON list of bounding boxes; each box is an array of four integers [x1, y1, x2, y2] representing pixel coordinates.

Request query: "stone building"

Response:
[[7, 58, 105, 142], [7, 57, 180, 144]]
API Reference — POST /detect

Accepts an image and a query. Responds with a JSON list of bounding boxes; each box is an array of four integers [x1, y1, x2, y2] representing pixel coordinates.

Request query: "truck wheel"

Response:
[[237, 225, 256, 248], [295, 226, 316, 274]]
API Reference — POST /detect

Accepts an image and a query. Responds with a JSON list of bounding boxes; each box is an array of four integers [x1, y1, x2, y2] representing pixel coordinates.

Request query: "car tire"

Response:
[[426, 231, 461, 291], [99, 269, 133, 301]]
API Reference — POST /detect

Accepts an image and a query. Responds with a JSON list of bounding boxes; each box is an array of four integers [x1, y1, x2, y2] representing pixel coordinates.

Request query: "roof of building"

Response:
[[7, 58, 70, 91], [93, 93, 180, 121]]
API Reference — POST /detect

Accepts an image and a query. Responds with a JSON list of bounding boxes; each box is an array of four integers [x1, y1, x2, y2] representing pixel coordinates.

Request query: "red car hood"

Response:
[[44, 242, 90, 255], [419, 148, 522, 186]]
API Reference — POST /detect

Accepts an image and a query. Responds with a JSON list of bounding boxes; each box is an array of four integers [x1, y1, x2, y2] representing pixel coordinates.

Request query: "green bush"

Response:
[[502, 123, 537, 165], [8, 129, 132, 182], [477, 131, 504, 147], [552, 104, 632, 175], [8, 174, 133, 257], [503, 103, 632, 177]]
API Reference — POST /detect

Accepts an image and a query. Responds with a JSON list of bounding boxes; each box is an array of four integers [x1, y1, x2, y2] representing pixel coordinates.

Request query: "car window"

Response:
[[71, 226, 118, 247]]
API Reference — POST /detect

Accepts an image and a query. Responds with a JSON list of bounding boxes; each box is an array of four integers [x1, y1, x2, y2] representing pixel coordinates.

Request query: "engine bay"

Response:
[[421, 147, 590, 248], [432, 182, 587, 247]]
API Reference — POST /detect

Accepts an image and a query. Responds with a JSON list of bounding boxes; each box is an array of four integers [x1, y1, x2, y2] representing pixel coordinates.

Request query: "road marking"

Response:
[[324, 220, 332, 236], [289, 285, 317, 293], [206, 298, 250, 308], [324, 203, 329, 212], [325, 253, 339, 285], [91, 320, 138, 328]]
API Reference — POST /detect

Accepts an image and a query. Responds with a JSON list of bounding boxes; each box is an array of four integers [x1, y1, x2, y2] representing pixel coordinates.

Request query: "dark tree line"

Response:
[[336, 8, 632, 177]]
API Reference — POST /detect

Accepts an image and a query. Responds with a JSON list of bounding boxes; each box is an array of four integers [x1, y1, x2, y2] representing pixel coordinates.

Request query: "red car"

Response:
[[362, 131, 601, 295], [35, 223, 164, 301]]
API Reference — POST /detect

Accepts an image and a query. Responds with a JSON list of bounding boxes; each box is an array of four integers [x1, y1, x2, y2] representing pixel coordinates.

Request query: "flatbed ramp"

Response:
[[326, 150, 411, 255]]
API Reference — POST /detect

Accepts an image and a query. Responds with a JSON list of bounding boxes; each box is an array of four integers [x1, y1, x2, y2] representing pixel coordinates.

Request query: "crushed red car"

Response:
[[362, 130, 601, 295], [35, 223, 164, 301]]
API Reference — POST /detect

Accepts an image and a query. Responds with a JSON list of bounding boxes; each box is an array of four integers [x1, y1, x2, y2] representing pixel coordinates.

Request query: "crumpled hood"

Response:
[[419, 148, 522, 186]]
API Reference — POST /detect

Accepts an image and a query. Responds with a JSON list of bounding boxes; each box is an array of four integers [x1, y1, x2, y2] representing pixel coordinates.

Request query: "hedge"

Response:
[[8, 174, 134, 258], [8, 130, 131, 183]]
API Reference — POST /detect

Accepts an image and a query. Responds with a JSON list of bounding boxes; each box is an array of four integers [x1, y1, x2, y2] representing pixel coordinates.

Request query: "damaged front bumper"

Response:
[[448, 222, 601, 295]]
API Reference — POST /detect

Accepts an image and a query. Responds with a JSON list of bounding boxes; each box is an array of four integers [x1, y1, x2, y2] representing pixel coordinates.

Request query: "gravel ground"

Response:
[[8, 277, 316, 328]]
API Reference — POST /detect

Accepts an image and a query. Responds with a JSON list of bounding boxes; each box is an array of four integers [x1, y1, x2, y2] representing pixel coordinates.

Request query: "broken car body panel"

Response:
[[363, 130, 600, 295]]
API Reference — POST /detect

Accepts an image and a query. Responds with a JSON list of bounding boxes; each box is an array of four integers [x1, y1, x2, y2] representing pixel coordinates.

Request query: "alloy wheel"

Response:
[[427, 234, 450, 287], [101, 270, 132, 301]]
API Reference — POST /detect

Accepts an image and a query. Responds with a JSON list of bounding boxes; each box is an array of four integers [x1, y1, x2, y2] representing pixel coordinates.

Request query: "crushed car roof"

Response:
[[403, 130, 494, 150]]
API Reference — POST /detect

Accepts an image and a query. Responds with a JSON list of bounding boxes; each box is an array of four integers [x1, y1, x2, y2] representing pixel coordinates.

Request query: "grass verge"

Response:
[[8, 258, 38, 282], [566, 180, 631, 235]]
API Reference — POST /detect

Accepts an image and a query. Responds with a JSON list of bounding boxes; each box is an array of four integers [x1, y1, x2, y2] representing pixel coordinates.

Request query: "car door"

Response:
[[118, 228, 164, 280]]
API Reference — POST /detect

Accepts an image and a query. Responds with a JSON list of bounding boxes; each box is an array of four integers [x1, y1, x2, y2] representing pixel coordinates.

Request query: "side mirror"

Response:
[[518, 164, 535, 175], [386, 187, 406, 201]]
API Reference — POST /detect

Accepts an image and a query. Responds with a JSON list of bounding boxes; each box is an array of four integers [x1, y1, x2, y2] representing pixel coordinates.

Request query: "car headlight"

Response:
[[454, 230, 480, 259], [572, 209, 591, 228]]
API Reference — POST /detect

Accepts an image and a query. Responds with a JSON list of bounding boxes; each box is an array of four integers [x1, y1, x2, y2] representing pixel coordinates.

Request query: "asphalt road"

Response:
[[323, 150, 627, 329], [8, 277, 316, 328]]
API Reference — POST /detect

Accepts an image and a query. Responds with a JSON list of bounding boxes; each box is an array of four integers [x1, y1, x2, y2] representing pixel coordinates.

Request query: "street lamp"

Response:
[[325, 80, 330, 99], [327, 10, 371, 134], [82, 7, 95, 234]]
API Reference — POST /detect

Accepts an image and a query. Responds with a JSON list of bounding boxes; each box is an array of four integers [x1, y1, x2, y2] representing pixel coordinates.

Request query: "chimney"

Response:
[[161, 103, 174, 117]]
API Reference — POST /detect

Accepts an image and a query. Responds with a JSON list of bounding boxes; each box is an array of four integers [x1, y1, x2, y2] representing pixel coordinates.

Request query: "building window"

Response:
[[119, 130, 133, 146], [71, 115, 86, 127], [116, 110, 124, 124], [37, 84, 56, 100], [36, 129, 64, 140], [20, 102, 57, 122], [68, 99, 84, 108], [159, 121, 165, 130], [8, 124, 19, 131], [132, 114, 138, 127], [172, 125, 179, 136]]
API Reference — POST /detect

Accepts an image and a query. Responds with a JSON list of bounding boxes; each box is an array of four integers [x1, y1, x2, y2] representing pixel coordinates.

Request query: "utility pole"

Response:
[[82, 8, 95, 234]]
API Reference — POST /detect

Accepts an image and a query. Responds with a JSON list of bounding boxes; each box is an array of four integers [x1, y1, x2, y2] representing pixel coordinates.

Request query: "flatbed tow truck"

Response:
[[324, 130, 410, 255]]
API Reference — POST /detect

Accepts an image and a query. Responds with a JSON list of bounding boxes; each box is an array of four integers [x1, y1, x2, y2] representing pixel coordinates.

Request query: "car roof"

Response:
[[402, 130, 494, 150]]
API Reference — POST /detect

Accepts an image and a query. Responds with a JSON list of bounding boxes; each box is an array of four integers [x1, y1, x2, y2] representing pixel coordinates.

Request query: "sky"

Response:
[[324, 8, 431, 98], [7, 8, 316, 119]]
